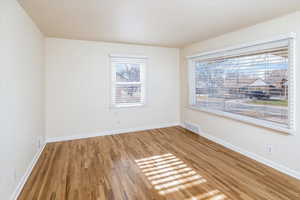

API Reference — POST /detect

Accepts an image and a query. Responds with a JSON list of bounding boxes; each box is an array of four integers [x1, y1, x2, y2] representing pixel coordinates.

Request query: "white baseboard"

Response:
[[180, 123, 300, 180], [10, 143, 46, 200], [46, 122, 180, 143]]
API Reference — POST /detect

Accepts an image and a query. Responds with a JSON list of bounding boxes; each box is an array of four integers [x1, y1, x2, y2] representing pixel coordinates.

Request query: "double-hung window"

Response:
[[187, 35, 295, 133], [110, 55, 146, 108]]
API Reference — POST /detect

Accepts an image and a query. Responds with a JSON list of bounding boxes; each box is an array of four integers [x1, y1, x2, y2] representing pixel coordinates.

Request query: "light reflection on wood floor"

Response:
[[136, 153, 226, 199]]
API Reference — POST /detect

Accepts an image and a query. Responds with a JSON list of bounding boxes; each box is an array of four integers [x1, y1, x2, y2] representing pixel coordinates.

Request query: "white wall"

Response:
[[45, 38, 180, 139], [0, 0, 45, 199], [180, 12, 300, 174], [2, 2, 298, 199]]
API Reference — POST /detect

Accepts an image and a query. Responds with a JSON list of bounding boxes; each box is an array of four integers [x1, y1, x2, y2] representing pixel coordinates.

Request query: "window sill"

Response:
[[189, 105, 295, 135], [110, 103, 145, 109]]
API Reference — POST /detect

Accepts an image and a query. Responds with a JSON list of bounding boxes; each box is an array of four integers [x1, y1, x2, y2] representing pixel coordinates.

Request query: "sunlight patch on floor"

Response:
[[139, 158, 180, 168], [148, 167, 193, 180], [185, 190, 221, 200], [142, 161, 185, 172], [151, 170, 197, 185], [135, 153, 227, 199], [145, 164, 189, 176]]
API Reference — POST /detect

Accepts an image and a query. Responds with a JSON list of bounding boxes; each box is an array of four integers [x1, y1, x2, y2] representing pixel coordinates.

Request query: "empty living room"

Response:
[[2, 0, 300, 199]]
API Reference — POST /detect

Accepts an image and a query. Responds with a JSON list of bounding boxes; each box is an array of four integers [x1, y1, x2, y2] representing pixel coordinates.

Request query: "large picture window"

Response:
[[188, 36, 295, 133], [111, 55, 146, 108]]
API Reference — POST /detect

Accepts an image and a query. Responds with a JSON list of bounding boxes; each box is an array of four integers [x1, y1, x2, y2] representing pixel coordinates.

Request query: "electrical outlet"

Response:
[[37, 139, 40, 149], [14, 169, 18, 184], [266, 144, 273, 154], [37, 136, 43, 150]]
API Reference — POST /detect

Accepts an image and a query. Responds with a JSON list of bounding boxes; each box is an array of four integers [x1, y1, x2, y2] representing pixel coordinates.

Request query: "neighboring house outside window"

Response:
[[187, 35, 295, 133], [110, 55, 147, 108]]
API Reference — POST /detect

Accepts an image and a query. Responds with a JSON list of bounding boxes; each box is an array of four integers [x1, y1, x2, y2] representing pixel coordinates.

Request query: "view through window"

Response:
[[111, 56, 146, 107], [189, 40, 293, 130]]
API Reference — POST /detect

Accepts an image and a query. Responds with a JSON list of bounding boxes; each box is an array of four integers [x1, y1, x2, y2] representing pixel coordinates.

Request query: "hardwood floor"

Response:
[[18, 126, 300, 200]]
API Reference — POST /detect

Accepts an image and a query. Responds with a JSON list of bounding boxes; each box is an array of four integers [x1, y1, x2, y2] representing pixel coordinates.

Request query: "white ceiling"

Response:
[[18, 0, 300, 47]]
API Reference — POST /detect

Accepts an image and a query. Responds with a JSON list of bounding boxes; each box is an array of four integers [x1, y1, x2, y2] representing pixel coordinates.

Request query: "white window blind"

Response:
[[110, 55, 146, 108], [188, 36, 295, 133]]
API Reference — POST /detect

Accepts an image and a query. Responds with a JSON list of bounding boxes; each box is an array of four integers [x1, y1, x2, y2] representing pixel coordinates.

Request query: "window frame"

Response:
[[187, 33, 296, 134], [110, 54, 147, 108]]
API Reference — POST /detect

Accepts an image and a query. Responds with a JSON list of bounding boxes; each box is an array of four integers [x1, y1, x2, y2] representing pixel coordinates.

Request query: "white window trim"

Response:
[[187, 33, 296, 59], [187, 33, 296, 135], [110, 54, 147, 109]]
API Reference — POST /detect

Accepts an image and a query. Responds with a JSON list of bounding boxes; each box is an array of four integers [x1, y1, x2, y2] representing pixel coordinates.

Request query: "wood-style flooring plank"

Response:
[[18, 126, 300, 200]]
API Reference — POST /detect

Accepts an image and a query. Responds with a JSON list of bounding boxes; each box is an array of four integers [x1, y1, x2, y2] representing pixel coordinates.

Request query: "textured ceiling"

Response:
[[18, 0, 300, 47]]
